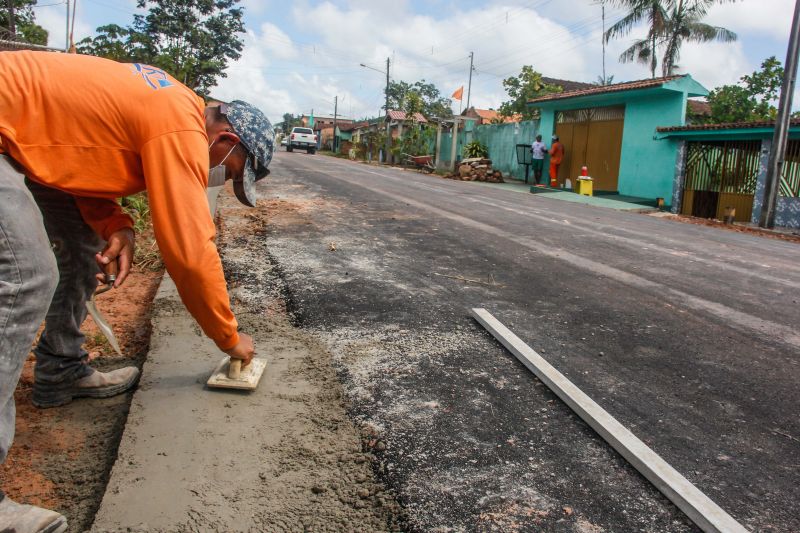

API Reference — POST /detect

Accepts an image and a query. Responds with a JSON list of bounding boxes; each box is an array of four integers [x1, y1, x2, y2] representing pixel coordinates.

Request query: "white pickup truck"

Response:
[[287, 127, 317, 154]]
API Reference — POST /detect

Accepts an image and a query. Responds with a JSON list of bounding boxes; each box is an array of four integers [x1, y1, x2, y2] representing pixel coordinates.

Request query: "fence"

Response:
[[781, 140, 800, 197], [439, 120, 540, 180], [681, 140, 761, 222]]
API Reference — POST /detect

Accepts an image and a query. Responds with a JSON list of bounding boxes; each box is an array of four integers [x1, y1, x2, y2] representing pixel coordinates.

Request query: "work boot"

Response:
[[0, 494, 67, 533], [31, 367, 140, 408]]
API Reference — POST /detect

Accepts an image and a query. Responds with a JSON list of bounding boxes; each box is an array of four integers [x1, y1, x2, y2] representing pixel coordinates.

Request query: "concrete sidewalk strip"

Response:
[[471, 308, 749, 533], [91, 274, 400, 532]]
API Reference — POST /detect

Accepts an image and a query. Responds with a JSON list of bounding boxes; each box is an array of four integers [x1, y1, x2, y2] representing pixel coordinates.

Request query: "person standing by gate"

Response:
[[530, 134, 547, 185], [549, 135, 564, 187]]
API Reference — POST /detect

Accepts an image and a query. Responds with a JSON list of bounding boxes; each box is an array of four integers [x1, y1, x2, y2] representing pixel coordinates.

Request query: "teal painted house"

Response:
[[529, 75, 708, 204]]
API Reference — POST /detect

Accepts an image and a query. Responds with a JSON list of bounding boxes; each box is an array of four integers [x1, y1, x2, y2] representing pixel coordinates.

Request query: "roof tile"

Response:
[[529, 75, 687, 104], [657, 119, 800, 133]]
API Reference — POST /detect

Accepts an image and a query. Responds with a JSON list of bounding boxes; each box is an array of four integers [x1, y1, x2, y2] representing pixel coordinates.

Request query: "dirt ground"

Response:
[[652, 212, 800, 243], [0, 268, 162, 533]]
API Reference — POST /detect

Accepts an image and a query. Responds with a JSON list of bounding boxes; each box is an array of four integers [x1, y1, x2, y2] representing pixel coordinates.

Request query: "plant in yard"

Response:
[[605, 0, 737, 78], [499, 66, 562, 120], [121, 193, 162, 271], [463, 140, 489, 159]]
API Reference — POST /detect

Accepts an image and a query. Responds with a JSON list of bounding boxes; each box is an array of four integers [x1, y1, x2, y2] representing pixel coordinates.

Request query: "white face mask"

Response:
[[208, 139, 237, 188]]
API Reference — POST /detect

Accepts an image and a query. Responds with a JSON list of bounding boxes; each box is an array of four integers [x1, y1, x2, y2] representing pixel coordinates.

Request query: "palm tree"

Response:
[[660, 0, 737, 76], [605, 0, 737, 79], [605, 0, 670, 78]]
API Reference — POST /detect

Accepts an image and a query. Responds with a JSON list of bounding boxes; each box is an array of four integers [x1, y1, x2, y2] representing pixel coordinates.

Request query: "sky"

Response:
[[30, 0, 799, 124]]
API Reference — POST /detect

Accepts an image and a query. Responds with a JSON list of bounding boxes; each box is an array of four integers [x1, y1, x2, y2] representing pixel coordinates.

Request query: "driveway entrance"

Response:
[[555, 105, 624, 191]]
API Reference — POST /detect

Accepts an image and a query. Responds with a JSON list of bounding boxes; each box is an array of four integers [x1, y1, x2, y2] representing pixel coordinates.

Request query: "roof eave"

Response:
[[663, 75, 708, 98], [655, 126, 800, 139], [528, 86, 672, 109]]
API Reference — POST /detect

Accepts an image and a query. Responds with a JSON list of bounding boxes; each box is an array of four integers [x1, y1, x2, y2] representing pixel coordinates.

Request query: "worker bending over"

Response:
[[0, 51, 274, 532]]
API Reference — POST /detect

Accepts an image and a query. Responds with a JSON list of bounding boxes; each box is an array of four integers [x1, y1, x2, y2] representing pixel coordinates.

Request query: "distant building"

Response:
[[300, 115, 354, 129], [462, 107, 521, 125]]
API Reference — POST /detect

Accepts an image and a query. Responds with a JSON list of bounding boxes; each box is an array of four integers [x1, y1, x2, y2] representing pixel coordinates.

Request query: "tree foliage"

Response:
[[594, 74, 616, 86], [605, 0, 737, 78], [660, 0, 737, 76], [699, 56, 784, 124], [78, 0, 244, 96], [386, 79, 453, 119], [281, 113, 303, 132], [499, 66, 562, 120], [0, 0, 48, 45]]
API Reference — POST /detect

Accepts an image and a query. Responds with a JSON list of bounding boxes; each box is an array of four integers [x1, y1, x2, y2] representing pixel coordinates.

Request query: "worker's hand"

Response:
[[224, 332, 255, 368], [95, 228, 135, 288]]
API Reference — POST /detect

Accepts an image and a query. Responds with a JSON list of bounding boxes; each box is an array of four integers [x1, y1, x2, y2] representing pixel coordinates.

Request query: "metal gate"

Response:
[[781, 140, 800, 197], [555, 105, 624, 191], [681, 140, 760, 222]]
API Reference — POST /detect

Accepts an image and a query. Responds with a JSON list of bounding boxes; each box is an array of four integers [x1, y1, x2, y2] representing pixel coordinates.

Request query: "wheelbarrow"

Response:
[[402, 153, 435, 173]]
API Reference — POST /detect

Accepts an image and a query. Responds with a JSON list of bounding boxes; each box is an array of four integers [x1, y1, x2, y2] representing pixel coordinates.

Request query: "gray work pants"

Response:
[[0, 155, 100, 462]]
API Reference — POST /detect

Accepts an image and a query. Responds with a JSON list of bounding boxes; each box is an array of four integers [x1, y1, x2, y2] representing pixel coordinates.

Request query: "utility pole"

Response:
[[68, 0, 77, 53], [385, 56, 391, 164], [760, 0, 800, 228], [65, 0, 70, 51], [602, 2, 606, 84], [466, 51, 474, 111], [333, 95, 338, 153], [7, 0, 15, 37]]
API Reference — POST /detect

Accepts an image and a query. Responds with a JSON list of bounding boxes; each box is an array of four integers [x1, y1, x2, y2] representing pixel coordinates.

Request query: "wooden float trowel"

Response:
[[206, 354, 267, 391]]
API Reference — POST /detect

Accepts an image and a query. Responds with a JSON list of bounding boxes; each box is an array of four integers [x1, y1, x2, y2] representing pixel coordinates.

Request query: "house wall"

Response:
[[539, 94, 685, 201], [473, 120, 540, 179], [617, 94, 686, 201], [534, 84, 699, 203], [438, 130, 466, 168], [436, 120, 540, 179]]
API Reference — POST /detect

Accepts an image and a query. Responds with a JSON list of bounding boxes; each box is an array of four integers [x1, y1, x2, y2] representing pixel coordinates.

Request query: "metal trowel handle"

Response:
[[95, 258, 118, 296]]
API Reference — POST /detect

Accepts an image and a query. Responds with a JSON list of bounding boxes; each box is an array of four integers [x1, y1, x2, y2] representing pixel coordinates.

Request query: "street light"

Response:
[[359, 59, 391, 164]]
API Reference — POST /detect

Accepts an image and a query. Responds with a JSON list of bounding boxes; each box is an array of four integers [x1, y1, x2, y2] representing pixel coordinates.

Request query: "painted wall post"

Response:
[[751, 139, 772, 224], [435, 121, 442, 168], [670, 140, 687, 213], [450, 120, 459, 171]]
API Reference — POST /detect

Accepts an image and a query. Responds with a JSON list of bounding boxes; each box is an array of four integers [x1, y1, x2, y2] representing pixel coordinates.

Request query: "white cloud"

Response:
[[257, 22, 299, 61], [34, 3, 93, 50], [706, 0, 795, 37], [677, 40, 750, 90], [141, 1, 793, 120], [214, 30, 295, 123]]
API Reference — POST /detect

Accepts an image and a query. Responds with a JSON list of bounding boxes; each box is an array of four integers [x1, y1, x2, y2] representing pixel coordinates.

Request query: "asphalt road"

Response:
[[259, 150, 800, 533]]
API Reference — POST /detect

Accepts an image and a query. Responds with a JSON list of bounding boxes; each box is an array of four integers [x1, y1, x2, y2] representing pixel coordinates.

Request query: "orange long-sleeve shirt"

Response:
[[549, 141, 564, 165], [0, 51, 239, 350]]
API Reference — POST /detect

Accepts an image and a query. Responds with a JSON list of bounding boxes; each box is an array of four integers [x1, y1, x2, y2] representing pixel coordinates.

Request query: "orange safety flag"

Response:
[[451, 86, 464, 100]]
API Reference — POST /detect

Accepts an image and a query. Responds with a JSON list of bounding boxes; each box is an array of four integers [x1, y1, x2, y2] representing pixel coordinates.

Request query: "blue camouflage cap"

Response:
[[220, 100, 275, 174], [219, 100, 275, 206]]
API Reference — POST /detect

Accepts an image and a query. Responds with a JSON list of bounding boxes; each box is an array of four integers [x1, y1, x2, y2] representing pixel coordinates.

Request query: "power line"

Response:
[[475, 7, 624, 74]]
